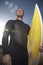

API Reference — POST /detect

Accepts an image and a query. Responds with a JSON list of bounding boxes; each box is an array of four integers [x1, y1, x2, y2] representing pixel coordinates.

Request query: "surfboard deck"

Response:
[[27, 4, 42, 60]]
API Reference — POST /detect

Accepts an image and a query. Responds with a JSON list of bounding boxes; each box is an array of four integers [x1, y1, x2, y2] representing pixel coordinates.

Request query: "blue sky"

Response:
[[0, 0, 43, 25]]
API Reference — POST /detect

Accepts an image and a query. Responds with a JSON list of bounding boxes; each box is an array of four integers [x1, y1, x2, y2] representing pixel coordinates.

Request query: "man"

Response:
[[2, 9, 30, 65]]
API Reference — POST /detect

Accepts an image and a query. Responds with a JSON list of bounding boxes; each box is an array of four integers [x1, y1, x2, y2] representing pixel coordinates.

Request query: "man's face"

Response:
[[16, 9, 24, 17]]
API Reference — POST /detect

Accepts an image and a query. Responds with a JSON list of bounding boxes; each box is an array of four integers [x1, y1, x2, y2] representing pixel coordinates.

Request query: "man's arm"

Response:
[[2, 20, 12, 55], [2, 20, 13, 65], [27, 24, 30, 35], [2, 30, 9, 55]]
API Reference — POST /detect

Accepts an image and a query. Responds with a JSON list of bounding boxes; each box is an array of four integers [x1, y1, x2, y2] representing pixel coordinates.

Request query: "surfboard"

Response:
[[27, 4, 42, 60]]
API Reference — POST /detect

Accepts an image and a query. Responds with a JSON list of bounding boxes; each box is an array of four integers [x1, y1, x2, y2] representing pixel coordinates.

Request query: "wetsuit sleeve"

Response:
[[27, 24, 30, 35], [2, 20, 12, 55]]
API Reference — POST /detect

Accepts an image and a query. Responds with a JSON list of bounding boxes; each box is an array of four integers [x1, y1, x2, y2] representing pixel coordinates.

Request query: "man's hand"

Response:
[[2, 54, 12, 65]]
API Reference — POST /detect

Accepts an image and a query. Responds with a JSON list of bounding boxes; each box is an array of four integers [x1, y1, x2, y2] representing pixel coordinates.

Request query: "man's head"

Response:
[[16, 8, 24, 20]]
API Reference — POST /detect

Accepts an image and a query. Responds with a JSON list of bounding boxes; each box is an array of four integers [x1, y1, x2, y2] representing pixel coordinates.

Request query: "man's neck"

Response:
[[17, 17, 23, 21]]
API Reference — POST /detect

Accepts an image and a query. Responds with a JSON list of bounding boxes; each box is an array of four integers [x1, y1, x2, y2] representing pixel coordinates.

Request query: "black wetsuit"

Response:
[[2, 20, 30, 65]]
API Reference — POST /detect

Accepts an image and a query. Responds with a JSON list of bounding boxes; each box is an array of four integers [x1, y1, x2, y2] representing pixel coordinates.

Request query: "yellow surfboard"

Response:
[[27, 4, 42, 60]]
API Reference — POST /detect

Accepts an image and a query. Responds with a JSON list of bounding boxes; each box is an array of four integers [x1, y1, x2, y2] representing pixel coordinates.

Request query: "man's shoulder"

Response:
[[6, 20, 17, 26], [6, 20, 15, 24], [5, 20, 16, 29], [23, 22, 30, 29]]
